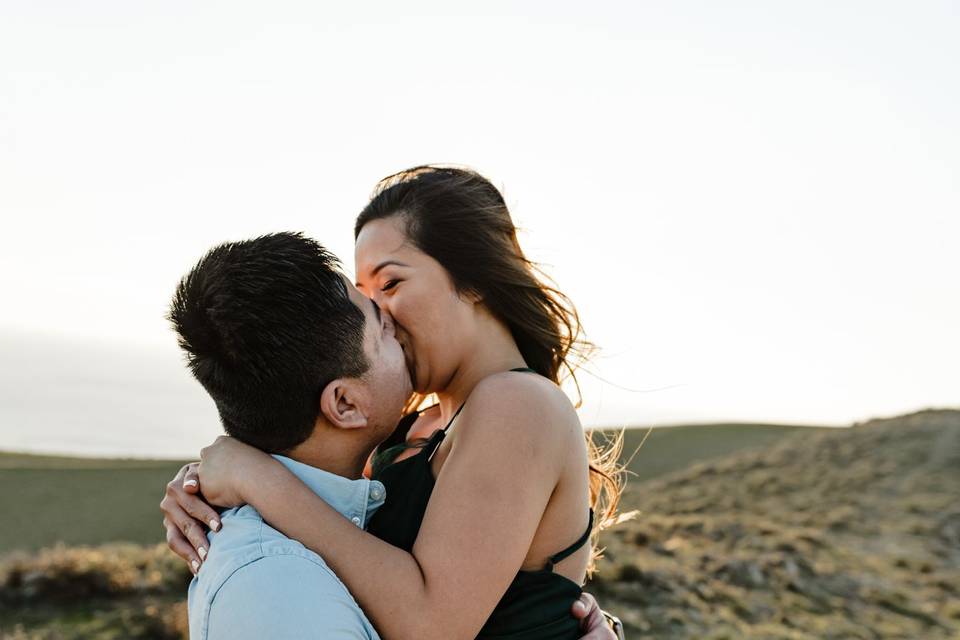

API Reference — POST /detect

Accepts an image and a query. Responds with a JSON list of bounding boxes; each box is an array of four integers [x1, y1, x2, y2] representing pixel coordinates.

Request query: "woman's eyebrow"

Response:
[[371, 260, 408, 277]]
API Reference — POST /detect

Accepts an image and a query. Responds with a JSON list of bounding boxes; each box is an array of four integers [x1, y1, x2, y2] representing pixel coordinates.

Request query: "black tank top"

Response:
[[366, 368, 593, 639]]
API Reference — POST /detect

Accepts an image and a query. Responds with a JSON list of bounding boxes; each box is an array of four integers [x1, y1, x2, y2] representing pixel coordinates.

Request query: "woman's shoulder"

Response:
[[476, 368, 571, 404], [459, 370, 580, 445]]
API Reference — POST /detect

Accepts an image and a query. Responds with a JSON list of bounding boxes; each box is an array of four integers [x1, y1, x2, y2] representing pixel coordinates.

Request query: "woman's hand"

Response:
[[160, 462, 222, 574], [197, 435, 274, 508]]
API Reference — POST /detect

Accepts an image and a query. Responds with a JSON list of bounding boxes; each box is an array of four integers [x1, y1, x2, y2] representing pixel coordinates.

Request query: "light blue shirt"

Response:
[[187, 455, 387, 640]]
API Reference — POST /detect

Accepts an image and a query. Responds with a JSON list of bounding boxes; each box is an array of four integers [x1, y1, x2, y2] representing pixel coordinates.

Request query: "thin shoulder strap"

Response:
[[510, 366, 537, 374], [426, 367, 532, 462], [441, 401, 467, 434], [544, 509, 594, 571], [426, 401, 467, 462]]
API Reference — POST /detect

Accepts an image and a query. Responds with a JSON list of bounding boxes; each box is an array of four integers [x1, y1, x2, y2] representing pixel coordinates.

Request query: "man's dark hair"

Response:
[[168, 232, 369, 453]]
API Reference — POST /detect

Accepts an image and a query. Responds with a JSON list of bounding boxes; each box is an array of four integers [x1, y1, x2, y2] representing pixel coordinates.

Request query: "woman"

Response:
[[162, 166, 624, 639]]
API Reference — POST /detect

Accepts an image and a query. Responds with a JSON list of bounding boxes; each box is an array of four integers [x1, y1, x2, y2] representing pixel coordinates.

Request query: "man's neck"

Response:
[[285, 434, 376, 480]]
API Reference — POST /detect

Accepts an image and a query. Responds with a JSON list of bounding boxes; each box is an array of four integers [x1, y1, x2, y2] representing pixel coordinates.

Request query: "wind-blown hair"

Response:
[[355, 166, 627, 573], [168, 232, 368, 453]]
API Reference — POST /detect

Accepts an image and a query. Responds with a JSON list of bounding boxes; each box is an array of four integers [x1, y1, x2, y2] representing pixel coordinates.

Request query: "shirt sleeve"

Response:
[[206, 553, 377, 640]]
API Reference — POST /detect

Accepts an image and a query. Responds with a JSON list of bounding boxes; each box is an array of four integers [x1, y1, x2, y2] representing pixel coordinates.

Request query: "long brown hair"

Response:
[[355, 165, 627, 573]]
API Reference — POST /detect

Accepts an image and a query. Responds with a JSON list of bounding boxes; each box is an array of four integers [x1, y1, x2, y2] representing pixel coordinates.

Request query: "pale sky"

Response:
[[1, 1, 957, 456]]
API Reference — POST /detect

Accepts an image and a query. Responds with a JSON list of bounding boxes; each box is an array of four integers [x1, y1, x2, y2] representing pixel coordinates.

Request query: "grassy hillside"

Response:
[[602, 421, 831, 483], [0, 543, 190, 639], [0, 421, 814, 555], [0, 454, 187, 554], [2, 410, 957, 639], [588, 408, 960, 639]]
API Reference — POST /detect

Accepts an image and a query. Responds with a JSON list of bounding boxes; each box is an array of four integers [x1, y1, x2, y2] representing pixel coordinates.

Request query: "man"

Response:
[[167, 232, 619, 639], [170, 232, 409, 639]]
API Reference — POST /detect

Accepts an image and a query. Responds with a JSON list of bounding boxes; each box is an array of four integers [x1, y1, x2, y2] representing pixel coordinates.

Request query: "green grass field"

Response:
[[0, 422, 829, 554], [0, 453, 188, 554], [4, 410, 956, 639]]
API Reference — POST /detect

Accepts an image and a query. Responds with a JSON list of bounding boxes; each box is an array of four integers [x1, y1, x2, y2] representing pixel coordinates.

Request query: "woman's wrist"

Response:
[[240, 453, 288, 508]]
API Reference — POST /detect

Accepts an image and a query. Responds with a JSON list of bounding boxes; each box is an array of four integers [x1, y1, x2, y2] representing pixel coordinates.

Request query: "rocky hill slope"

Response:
[[2, 408, 957, 639], [588, 408, 960, 639]]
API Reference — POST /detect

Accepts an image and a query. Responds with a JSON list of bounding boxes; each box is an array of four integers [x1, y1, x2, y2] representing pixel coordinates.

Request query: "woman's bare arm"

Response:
[[226, 374, 575, 640]]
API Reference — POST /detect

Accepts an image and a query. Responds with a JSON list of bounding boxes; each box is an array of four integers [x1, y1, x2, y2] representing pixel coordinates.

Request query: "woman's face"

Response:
[[354, 215, 476, 395]]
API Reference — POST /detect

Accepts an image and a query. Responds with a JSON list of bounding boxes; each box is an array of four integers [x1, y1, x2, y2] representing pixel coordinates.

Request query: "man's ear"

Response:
[[318, 379, 368, 430]]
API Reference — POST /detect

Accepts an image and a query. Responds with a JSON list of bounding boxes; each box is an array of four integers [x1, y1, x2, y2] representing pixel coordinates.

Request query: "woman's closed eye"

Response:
[[381, 279, 400, 292]]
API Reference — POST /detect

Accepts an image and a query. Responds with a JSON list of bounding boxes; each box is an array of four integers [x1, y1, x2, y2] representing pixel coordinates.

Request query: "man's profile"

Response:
[[169, 232, 411, 639]]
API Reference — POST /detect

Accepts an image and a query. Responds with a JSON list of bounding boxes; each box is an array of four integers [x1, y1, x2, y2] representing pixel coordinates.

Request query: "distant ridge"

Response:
[[596, 420, 834, 483]]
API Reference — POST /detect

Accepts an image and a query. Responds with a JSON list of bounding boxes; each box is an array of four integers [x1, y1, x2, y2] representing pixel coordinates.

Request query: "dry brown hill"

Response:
[[2, 409, 957, 639], [587, 408, 960, 639]]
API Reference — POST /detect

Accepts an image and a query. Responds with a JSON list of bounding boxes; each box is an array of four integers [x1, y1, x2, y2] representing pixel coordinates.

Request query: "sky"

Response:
[[1, 1, 957, 457]]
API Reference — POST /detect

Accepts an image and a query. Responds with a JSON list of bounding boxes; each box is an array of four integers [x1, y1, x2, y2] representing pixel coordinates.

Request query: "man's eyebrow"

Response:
[[370, 260, 408, 277]]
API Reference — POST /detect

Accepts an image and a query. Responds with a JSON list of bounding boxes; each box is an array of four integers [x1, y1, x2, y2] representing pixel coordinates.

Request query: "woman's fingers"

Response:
[[160, 490, 209, 557], [170, 462, 191, 485], [163, 516, 201, 575], [179, 505, 212, 557], [167, 462, 221, 530], [182, 462, 201, 493], [178, 489, 222, 534], [161, 463, 219, 573]]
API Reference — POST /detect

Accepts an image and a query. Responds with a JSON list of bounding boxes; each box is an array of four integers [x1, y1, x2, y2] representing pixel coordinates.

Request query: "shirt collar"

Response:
[[270, 454, 387, 528]]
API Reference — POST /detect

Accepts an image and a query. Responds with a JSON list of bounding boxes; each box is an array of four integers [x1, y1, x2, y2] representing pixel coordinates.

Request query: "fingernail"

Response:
[[183, 479, 198, 488], [209, 519, 221, 532], [191, 560, 200, 574], [198, 547, 207, 560]]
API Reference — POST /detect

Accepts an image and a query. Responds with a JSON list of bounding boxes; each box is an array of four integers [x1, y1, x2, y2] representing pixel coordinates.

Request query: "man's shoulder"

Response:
[[199, 554, 377, 640], [189, 512, 377, 640], [214, 550, 354, 603], [192, 507, 333, 598]]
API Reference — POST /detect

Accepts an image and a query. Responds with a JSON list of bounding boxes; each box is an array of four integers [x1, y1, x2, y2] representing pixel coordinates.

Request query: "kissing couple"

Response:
[[160, 166, 626, 639]]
